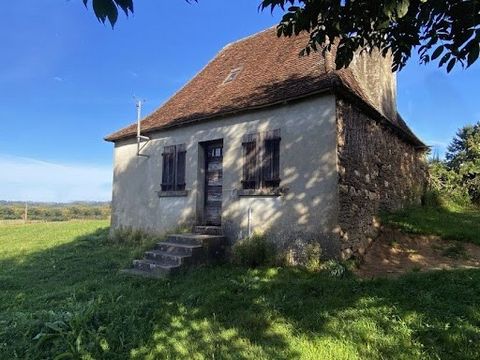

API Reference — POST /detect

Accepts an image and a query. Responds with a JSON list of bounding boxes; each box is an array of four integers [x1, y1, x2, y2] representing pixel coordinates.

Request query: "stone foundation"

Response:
[[336, 99, 427, 259]]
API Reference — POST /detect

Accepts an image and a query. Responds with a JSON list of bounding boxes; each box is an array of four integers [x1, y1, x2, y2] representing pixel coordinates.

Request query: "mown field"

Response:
[[1, 221, 480, 359]]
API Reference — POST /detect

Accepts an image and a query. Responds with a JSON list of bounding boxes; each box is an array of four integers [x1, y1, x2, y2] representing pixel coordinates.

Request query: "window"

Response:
[[161, 144, 186, 191], [242, 133, 257, 190], [223, 67, 243, 84], [263, 136, 281, 188], [242, 129, 281, 190]]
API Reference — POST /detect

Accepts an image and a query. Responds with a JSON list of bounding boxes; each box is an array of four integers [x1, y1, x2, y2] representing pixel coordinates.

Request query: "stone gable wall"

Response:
[[336, 99, 427, 259]]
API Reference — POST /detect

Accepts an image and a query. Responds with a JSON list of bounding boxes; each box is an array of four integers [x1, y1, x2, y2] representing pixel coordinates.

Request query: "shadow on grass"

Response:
[[1, 227, 480, 359]]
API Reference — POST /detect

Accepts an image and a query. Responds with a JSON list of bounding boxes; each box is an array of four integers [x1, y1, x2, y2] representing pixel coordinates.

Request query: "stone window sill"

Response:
[[157, 190, 189, 198], [238, 187, 287, 197]]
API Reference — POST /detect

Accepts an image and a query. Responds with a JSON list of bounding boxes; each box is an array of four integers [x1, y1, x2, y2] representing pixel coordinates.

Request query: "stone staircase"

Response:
[[121, 226, 225, 278]]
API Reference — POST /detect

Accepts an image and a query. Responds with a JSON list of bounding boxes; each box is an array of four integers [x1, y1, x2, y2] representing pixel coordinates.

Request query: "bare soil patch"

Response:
[[355, 227, 480, 278]]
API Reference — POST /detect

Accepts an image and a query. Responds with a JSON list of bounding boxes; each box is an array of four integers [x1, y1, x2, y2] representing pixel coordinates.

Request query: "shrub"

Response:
[[301, 243, 322, 272], [428, 161, 471, 207], [277, 234, 326, 268], [421, 190, 442, 208], [232, 233, 276, 267], [108, 227, 155, 246], [321, 260, 346, 278]]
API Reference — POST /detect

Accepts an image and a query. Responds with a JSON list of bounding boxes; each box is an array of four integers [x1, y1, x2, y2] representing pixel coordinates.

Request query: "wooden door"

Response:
[[205, 142, 223, 225]]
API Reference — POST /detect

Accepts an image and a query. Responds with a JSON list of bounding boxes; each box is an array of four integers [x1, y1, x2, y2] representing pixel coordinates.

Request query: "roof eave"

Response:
[[104, 87, 335, 143], [105, 76, 425, 149]]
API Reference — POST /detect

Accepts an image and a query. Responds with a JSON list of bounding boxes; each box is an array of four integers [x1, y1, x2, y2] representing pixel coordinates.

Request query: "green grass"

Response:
[[1, 221, 480, 359], [383, 204, 480, 245]]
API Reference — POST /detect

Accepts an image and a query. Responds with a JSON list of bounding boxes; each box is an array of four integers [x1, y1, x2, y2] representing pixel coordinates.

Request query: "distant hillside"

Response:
[[0, 201, 111, 222]]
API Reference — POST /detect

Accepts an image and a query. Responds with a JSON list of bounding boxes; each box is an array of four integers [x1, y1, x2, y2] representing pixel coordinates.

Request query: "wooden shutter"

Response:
[[263, 129, 281, 188], [176, 144, 186, 191], [242, 133, 257, 189], [161, 145, 176, 191]]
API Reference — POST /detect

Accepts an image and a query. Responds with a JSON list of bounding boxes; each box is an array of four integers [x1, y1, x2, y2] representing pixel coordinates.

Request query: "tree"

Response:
[[84, 0, 480, 72], [445, 122, 480, 204], [261, 0, 480, 72]]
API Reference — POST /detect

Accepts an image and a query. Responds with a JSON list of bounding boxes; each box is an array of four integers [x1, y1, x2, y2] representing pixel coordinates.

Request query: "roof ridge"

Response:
[[221, 26, 276, 51]]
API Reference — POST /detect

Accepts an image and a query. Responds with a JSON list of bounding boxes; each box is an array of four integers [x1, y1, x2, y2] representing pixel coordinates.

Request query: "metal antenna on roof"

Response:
[[134, 96, 150, 157]]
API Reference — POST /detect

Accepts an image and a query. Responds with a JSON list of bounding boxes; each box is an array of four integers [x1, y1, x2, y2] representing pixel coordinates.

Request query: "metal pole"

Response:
[[136, 100, 142, 155]]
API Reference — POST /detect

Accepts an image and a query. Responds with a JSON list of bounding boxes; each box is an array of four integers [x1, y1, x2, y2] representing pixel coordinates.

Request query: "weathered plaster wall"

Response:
[[111, 95, 340, 259], [348, 50, 397, 123], [336, 99, 427, 259]]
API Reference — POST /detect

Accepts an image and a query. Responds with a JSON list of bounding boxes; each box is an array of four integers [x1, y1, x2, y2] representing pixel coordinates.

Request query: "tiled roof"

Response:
[[105, 28, 424, 147]]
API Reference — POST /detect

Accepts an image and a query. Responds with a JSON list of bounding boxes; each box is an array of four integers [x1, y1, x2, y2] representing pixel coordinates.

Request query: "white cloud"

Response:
[[0, 155, 111, 202]]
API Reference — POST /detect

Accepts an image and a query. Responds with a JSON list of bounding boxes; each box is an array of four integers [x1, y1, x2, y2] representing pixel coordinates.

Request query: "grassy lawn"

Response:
[[383, 204, 480, 245], [1, 221, 480, 359]]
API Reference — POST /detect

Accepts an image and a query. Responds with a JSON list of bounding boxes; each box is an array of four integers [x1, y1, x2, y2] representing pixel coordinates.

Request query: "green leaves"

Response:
[[466, 39, 480, 67], [447, 58, 456, 73], [80, 0, 480, 73], [445, 121, 480, 204], [84, 0, 197, 27], [431, 45, 444, 60], [396, 0, 410, 18], [83, 0, 133, 27], [259, 0, 480, 73]]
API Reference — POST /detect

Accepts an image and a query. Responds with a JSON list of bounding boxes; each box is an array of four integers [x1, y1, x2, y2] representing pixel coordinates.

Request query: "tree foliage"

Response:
[[445, 122, 480, 204], [261, 0, 480, 72], [82, 0, 195, 27], [429, 122, 480, 206], [428, 159, 470, 206], [85, 0, 479, 72], [82, 0, 134, 26]]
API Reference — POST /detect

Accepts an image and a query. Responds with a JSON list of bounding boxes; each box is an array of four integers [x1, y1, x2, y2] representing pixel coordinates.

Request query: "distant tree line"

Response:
[[0, 203, 111, 222]]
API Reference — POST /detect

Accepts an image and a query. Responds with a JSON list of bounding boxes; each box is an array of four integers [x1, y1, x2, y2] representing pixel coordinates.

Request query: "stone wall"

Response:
[[336, 99, 427, 259]]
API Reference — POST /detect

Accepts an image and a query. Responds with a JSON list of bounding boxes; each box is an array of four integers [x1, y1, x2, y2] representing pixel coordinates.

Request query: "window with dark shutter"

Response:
[[242, 133, 257, 189], [263, 129, 281, 188], [176, 144, 186, 191], [242, 129, 281, 190], [161, 144, 186, 192]]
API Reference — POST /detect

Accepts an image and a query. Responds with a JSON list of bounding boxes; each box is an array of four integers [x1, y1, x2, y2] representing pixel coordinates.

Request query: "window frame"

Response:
[[161, 144, 186, 192], [241, 129, 281, 191], [241, 133, 258, 190]]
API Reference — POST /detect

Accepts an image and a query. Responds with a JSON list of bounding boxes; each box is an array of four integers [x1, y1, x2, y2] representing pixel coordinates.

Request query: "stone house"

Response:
[[106, 28, 427, 262]]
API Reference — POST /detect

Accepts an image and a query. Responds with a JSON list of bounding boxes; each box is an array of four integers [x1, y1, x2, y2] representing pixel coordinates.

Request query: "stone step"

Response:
[[165, 233, 225, 246], [194, 226, 223, 235], [156, 241, 203, 256], [144, 250, 190, 266], [132, 259, 180, 276], [123, 231, 226, 278]]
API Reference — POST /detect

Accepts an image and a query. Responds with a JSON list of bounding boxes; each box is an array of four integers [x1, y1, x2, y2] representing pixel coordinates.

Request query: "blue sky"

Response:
[[0, 0, 479, 202]]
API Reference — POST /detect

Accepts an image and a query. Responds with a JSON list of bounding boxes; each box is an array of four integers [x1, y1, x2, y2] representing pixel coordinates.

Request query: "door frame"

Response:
[[198, 139, 224, 226]]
